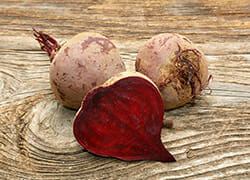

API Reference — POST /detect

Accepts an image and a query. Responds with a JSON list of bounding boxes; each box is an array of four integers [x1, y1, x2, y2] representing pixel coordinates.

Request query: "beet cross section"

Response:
[[73, 73, 175, 162]]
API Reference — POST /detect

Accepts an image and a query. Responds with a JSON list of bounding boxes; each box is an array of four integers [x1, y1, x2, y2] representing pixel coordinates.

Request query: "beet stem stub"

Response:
[[73, 74, 176, 162], [32, 27, 61, 62]]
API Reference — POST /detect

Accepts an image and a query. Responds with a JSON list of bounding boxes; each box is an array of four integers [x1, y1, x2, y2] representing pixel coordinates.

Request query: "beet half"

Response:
[[73, 72, 175, 162], [136, 33, 211, 110], [33, 28, 126, 109]]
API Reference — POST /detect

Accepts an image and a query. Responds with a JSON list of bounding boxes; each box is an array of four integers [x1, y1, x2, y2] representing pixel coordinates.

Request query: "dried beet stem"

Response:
[[33, 28, 61, 62]]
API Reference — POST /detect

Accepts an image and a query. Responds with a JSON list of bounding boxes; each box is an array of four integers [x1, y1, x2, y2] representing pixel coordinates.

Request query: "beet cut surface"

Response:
[[73, 75, 175, 162]]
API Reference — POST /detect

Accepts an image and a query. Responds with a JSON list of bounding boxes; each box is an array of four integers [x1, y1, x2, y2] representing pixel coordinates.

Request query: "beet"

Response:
[[33, 28, 126, 109], [73, 72, 175, 162], [136, 33, 211, 110]]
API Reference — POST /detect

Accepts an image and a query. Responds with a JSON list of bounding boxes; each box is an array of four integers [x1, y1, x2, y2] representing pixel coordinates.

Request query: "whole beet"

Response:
[[33, 29, 126, 109], [136, 33, 210, 110]]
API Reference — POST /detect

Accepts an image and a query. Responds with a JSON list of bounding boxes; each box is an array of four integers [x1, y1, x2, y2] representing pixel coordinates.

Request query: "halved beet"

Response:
[[73, 72, 175, 162]]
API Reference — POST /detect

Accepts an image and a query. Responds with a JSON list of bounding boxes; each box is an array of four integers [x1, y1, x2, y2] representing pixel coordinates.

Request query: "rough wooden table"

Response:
[[0, 0, 249, 179]]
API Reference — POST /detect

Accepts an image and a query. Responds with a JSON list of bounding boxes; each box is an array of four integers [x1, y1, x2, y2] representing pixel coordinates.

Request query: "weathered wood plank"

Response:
[[0, 0, 249, 179]]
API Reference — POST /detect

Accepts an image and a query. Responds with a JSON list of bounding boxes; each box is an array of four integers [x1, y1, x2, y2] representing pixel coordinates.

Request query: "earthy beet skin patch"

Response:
[[73, 73, 175, 162]]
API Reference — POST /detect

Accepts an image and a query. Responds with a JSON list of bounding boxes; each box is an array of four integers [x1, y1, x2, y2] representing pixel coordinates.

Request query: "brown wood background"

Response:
[[0, 0, 249, 179]]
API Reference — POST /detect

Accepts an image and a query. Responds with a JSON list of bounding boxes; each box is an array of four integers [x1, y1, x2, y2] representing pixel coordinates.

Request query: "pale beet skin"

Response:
[[34, 29, 126, 109], [136, 33, 209, 110], [73, 71, 175, 162]]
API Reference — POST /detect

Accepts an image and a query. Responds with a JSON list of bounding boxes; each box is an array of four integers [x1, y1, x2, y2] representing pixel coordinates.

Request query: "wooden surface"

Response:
[[0, 0, 250, 179]]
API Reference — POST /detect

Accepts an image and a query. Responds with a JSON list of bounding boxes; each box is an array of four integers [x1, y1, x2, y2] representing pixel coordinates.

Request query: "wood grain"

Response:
[[0, 0, 249, 179]]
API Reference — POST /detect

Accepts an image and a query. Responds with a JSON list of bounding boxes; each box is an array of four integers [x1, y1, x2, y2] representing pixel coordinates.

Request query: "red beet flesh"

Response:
[[73, 75, 175, 162]]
